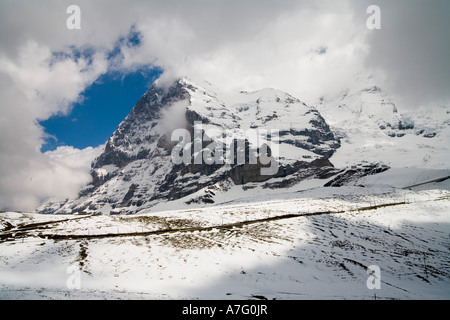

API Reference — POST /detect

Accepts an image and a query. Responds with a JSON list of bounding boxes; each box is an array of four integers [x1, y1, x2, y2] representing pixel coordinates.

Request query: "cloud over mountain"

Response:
[[0, 0, 449, 210]]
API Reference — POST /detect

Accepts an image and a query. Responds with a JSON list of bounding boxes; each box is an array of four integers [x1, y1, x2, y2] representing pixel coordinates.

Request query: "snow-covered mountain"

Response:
[[7, 77, 450, 300], [38, 77, 450, 215], [39, 79, 342, 214], [315, 76, 450, 169]]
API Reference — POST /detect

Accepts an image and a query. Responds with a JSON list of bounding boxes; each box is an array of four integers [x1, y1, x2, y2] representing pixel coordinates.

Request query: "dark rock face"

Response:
[[375, 115, 440, 140], [279, 127, 340, 158], [324, 164, 389, 187], [39, 79, 343, 214]]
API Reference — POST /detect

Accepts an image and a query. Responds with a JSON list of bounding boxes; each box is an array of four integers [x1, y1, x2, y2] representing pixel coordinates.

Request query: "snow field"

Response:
[[1, 186, 449, 299]]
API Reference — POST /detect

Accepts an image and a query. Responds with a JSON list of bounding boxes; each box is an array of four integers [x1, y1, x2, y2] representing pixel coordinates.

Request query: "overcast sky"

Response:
[[0, 0, 449, 210]]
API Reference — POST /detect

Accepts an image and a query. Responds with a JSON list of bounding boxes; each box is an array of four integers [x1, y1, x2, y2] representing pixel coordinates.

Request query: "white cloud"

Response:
[[0, 40, 108, 119], [0, 157, 90, 212], [117, 0, 370, 103], [45, 145, 105, 171], [360, 0, 450, 109], [0, 40, 107, 211]]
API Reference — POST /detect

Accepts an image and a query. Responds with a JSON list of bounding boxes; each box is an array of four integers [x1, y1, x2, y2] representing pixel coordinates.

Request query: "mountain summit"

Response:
[[39, 78, 343, 214]]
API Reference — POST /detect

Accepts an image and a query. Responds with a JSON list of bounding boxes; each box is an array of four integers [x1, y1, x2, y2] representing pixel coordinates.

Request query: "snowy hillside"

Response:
[[1, 184, 449, 299]]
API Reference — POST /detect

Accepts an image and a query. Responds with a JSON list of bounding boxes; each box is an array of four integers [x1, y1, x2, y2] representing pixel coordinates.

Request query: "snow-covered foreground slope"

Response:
[[1, 185, 449, 299]]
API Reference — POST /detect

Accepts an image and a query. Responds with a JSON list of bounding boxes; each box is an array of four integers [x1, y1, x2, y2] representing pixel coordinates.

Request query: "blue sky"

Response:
[[39, 68, 162, 152], [39, 26, 161, 152]]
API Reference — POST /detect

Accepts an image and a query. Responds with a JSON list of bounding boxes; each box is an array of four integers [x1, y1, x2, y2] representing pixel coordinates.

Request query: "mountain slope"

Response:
[[39, 79, 341, 214]]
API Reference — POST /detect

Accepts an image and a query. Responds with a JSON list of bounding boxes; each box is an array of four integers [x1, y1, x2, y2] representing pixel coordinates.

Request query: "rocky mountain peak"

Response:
[[38, 78, 342, 214]]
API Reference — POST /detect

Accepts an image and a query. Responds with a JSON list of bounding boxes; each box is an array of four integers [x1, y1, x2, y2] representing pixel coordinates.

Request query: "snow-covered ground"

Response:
[[1, 181, 449, 299]]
